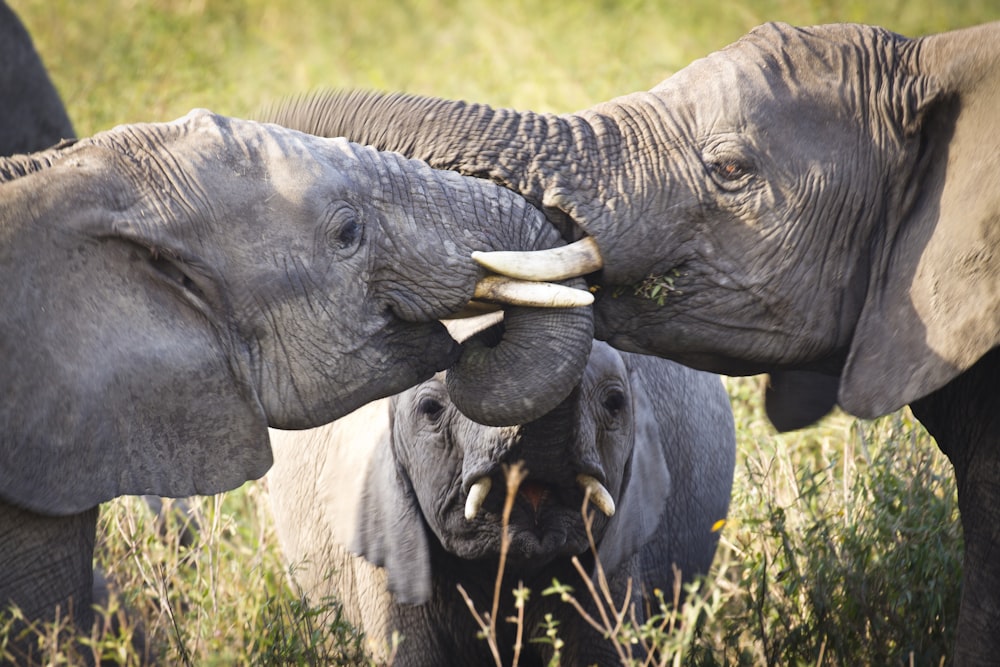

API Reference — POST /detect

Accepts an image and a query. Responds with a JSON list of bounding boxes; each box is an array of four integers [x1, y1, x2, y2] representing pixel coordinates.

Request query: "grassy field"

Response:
[[6, 1, 997, 664]]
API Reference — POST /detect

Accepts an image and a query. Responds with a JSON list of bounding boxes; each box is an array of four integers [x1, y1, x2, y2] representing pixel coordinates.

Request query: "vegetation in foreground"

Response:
[[2, 379, 962, 666]]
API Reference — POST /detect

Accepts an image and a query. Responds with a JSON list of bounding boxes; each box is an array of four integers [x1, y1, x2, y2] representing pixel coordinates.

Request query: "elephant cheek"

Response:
[[264, 321, 460, 429]]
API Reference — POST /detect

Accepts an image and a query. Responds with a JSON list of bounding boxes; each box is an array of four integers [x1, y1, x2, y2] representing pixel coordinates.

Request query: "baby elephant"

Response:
[[267, 321, 735, 666]]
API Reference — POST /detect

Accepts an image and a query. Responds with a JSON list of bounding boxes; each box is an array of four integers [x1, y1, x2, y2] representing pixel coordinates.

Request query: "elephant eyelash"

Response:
[[142, 244, 207, 302]]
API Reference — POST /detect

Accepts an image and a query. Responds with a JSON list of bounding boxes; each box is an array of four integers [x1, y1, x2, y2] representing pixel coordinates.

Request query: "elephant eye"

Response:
[[602, 389, 626, 416], [715, 160, 745, 179], [325, 205, 364, 252], [418, 396, 445, 421], [702, 136, 756, 192], [708, 158, 754, 190]]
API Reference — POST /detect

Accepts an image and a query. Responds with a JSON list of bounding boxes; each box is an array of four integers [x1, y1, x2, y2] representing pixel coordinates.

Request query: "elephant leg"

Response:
[[911, 349, 1000, 666], [0, 498, 98, 663]]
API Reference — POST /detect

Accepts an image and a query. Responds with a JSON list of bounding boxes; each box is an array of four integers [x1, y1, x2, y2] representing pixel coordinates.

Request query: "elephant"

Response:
[[0, 109, 597, 660], [0, 0, 74, 154], [259, 20, 1000, 663], [266, 316, 735, 666]]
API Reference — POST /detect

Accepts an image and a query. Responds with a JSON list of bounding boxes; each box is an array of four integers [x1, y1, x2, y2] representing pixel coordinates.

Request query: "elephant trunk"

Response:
[[0, 143, 72, 182], [258, 90, 603, 242], [447, 304, 592, 426], [374, 148, 594, 427]]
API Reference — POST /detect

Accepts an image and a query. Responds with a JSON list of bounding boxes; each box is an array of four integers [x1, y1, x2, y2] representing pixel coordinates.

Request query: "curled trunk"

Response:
[[447, 303, 592, 426], [258, 90, 601, 240]]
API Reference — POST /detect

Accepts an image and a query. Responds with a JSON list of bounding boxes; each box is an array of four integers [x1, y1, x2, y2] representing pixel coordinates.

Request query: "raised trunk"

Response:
[[0, 143, 68, 181], [376, 151, 595, 427], [259, 91, 604, 241]]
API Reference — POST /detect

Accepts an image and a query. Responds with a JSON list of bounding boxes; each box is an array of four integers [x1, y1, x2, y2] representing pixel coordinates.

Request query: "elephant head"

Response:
[[258, 21, 1000, 428], [0, 110, 594, 518], [268, 317, 735, 609]]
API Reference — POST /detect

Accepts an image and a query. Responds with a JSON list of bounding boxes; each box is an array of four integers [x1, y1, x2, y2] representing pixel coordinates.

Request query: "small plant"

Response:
[[632, 270, 684, 305]]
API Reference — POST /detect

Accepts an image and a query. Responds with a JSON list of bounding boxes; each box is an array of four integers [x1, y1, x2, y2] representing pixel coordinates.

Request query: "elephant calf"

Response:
[[267, 317, 735, 666]]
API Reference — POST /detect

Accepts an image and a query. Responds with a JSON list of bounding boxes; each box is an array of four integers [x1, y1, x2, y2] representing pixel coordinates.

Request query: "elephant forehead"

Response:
[[252, 130, 370, 198], [582, 340, 624, 381], [661, 22, 897, 124], [163, 112, 368, 199]]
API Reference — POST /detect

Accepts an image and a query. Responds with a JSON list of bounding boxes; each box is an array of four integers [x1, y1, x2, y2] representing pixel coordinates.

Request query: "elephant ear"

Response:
[[0, 156, 274, 516], [352, 399, 433, 605], [840, 28, 1000, 418], [273, 398, 433, 604], [595, 355, 672, 576], [765, 371, 839, 432]]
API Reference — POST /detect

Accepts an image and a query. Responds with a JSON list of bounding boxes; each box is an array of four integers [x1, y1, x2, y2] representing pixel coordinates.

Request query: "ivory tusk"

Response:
[[465, 476, 493, 521], [472, 237, 604, 282], [472, 275, 594, 308], [576, 473, 616, 517]]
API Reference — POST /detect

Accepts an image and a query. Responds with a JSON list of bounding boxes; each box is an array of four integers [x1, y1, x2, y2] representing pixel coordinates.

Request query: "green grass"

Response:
[[5, 0, 994, 664], [12, 0, 995, 134]]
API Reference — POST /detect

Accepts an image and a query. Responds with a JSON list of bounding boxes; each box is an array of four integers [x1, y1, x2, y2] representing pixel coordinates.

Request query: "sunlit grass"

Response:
[[12, 0, 994, 135]]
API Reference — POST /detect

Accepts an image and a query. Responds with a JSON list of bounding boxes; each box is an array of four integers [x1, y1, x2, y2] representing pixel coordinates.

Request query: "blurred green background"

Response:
[[11, 0, 998, 137], [5, 1, 1000, 664]]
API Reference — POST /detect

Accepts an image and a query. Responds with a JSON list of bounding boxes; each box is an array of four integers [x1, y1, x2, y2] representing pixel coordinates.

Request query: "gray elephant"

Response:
[[0, 109, 594, 660], [261, 20, 1000, 662], [0, 0, 74, 154], [267, 317, 735, 666]]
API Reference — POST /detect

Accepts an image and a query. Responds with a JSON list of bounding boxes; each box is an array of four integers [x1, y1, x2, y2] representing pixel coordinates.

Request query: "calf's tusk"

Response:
[[576, 473, 616, 517], [472, 275, 593, 308], [472, 237, 604, 282], [465, 476, 492, 521]]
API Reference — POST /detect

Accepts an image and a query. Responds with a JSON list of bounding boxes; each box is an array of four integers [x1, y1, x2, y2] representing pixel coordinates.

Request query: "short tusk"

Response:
[[473, 275, 594, 308], [576, 473, 615, 517], [472, 237, 604, 282], [465, 476, 492, 521]]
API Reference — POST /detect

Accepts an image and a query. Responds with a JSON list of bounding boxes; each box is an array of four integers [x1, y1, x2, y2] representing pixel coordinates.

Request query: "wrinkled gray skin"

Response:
[[267, 320, 735, 666], [261, 21, 1000, 663], [0, 110, 593, 657]]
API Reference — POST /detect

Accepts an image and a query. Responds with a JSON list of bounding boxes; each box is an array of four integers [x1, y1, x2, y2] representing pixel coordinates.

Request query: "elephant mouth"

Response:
[[464, 469, 614, 522], [458, 467, 614, 562], [517, 479, 551, 514]]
